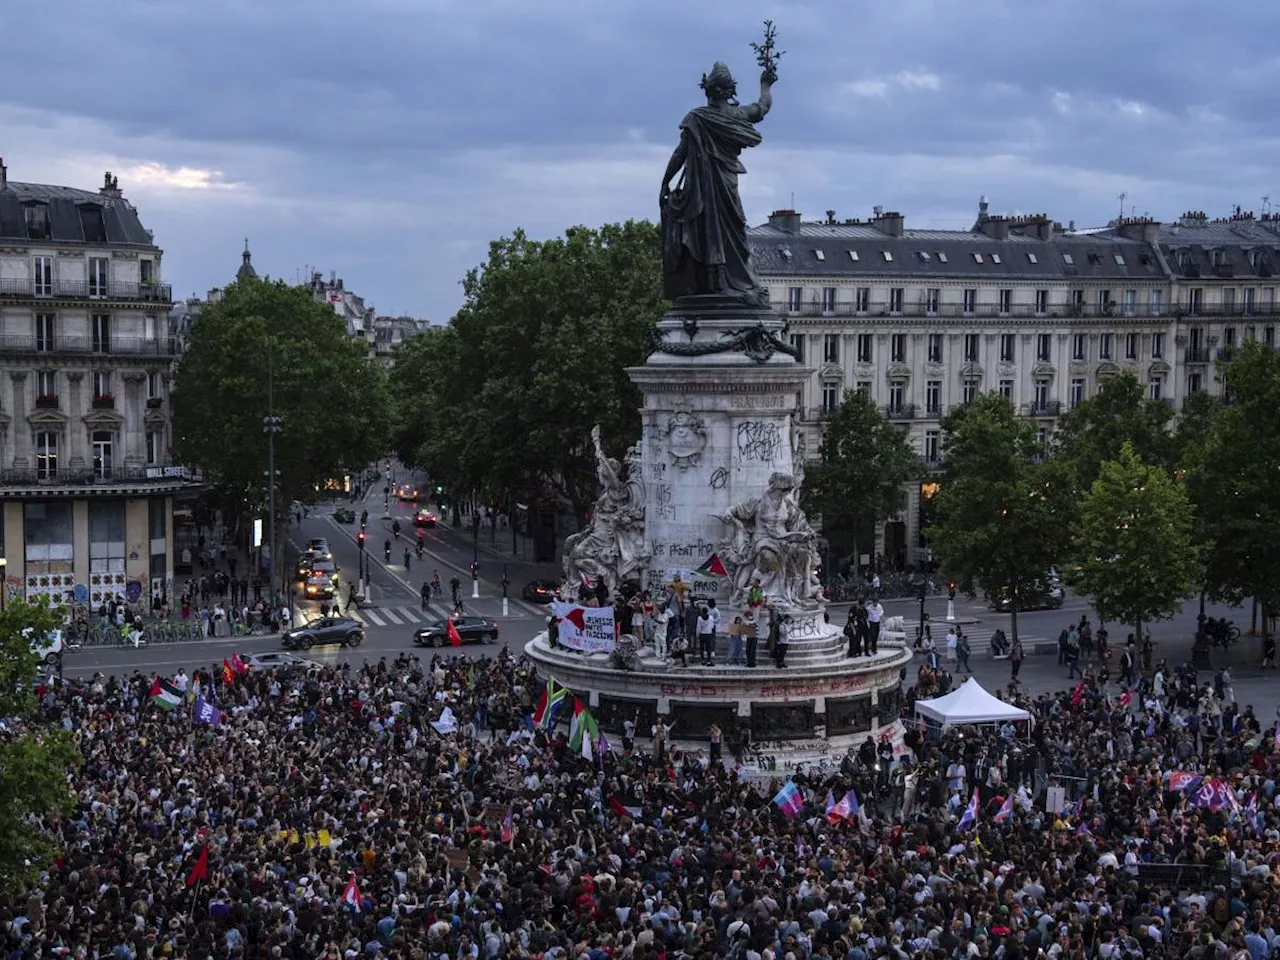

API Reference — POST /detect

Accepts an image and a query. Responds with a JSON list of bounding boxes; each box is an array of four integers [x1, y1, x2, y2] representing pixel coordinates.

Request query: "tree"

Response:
[[1195, 342, 1280, 621], [0, 598, 80, 891], [1069, 442, 1200, 642], [172, 278, 390, 568], [926, 392, 1061, 645], [802, 389, 919, 572], [390, 221, 664, 541]]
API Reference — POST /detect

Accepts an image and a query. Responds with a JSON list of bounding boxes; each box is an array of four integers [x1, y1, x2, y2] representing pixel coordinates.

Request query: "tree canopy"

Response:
[[390, 221, 664, 522], [1068, 442, 1201, 641], [173, 278, 390, 520], [926, 392, 1062, 642], [0, 599, 79, 891], [802, 389, 919, 568]]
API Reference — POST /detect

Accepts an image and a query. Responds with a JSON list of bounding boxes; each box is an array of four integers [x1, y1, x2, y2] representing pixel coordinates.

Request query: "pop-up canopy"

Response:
[[914, 677, 1034, 728]]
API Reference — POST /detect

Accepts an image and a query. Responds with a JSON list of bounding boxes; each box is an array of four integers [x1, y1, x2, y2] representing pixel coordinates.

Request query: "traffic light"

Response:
[[357, 531, 366, 550], [469, 561, 479, 579], [948, 581, 956, 601]]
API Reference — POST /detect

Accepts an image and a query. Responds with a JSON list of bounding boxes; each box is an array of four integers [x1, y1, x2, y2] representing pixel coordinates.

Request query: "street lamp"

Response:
[[471, 509, 480, 600], [0, 557, 8, 612], [263, 347, 282, 604]]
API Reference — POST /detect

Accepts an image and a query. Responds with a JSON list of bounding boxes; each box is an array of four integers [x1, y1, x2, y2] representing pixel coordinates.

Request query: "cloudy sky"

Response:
[[1, 1, 1273, 320]]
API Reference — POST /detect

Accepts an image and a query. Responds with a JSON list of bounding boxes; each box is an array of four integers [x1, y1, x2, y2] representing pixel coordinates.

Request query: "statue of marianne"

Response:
[[659, 37, 779, 308]]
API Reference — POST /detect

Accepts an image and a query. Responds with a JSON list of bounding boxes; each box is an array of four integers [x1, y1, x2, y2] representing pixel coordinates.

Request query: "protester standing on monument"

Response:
[[696, 605, 715, 665], [745, 610, 760, 667], [773, 613, 791, 667], [866, 597, 884, 654]]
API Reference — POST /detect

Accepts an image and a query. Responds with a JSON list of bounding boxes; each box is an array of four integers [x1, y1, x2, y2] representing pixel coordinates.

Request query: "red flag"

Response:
[[1118, 690, 1133, 709], [447, 618, 464, 648], [231, 653, 249, 674], [501, 805, 514, 844], [186, 845, 209, 887], [1070, 682, 1085, 707], [222, 659, 235, 685]]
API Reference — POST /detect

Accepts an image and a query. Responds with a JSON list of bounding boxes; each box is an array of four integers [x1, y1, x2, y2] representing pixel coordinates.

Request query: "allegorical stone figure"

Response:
[[562, 426, 648, 596], [659, 23, 782, 307], [718, 471, 822, 608]]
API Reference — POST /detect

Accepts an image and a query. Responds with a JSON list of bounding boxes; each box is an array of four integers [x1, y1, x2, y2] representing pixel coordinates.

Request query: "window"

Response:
[[1267, 326, 1276, 348], [1071, 289, 1085, 308], [787, 287, 802, 312], [1150, 289, 1164, 316], [1034, 381, 1050, 408], [1028, 253, 1039, 264], [999, 333, 1015, 362], [998, 289, 1012, 314], [1071, 334, 1086, 361], [888, 287, 904, 313], [991, 253, 1002, 265], [35, 432, 58, 479], [917, 251, 931, 262], [855, 380, 872, 396], [1037, 426, 1050, 447], [823, 334, 839, 364], [1189, 288, 1204, 314], [1121, 290, 1136, 316], [1188, 372, 1203, 393], [24, 501, 73, 576], [1035, 289, 1048, 314], [882, 250, 893, 262], [146, 432, 162, 465], [936, 252, 948, 263], [93, 371, 111, 399], [821, 384, 839, 413], [88, 501, 125, 573], [35, 313, 55, 353], [821, 287, 836, 314], [1099, 333, 1113, 360], [973, 252, 984, 264], [847, 250, 859, 262], [962, 379, 979, 404], [962, 289, 977, 315], [149, 497, 167, 582], [1098, 289, 1113, 313], [888, 381, 905, 411], [789, 334, 805, 362], [140, 259, 154, 284], [1152, 333, 1165, 359], [1088, 253, 1101, 265], [856, 334, 873, 363], [923, 430, 940, 463], [91, 431, 114, 480], [1224, 288, 1236, 311], [999, 379, 1013, 399], [24, 204, 50, 241], [1265, 288, 1275, 311], [1114, 254, 1126, 266], [890, 333, 906, 363], [925, 381, 941, 414], [1070, 378, 1086, 408], [1244, 288, 1256, 313], [88, 258, 109, 297], [92, 314, 111, 354], [927, 334, 943, 363], [1124, 333, 1138, 360], [855, 287, 870, 312], [963, 334, 980, 362], [1149, 377, 1163, 402], [1036, 334, 1052, 362], [1225, 326, 1237, 346], [33, 256, 52, 297], [1062, 253, 1075, 265], [79, 205, 106, 243], [925, 288, 940, 314], [36, 371, 55, 398], [814, 250, 825, 262]]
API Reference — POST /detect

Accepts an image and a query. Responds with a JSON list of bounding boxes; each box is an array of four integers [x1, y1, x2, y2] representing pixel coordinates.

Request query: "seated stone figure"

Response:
[[718, 472, 822, 608]]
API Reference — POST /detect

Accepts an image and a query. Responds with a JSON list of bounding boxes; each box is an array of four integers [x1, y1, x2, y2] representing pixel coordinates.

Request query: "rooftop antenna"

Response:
[[790, 191, 795, 210], [1264, 195, 1272, 216], [1118, 192, 1126, 220]]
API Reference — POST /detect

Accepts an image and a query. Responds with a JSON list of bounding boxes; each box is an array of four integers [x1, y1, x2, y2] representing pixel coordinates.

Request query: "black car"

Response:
[[413, 616, 499, 647], [521, 579, 559, 604], [282, 616, 364, 651], [988, 580, 1064, 612]]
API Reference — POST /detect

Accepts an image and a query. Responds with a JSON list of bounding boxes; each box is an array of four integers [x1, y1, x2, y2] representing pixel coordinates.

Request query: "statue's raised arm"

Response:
[[590, 424, 624, 494]]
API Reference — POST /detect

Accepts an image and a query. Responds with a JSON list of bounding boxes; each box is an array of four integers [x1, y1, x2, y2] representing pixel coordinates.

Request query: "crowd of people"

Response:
[[3, 641, 1280, 959]]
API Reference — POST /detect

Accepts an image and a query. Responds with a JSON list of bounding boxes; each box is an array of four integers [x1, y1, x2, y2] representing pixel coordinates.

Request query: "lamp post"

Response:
[[263, 347, 282, 605], [471, 509, 480, 600], [502, 563, 510, 618], [0, 557, 8, 612]]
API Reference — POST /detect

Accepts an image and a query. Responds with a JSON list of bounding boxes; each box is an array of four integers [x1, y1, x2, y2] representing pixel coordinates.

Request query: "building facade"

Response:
[[0, 160, 200, 607], [750, 200, 1247, 566], [372, 315, 435, 368]]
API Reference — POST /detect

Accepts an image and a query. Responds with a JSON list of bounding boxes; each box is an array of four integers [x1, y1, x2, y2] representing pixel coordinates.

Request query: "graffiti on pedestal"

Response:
[[735, 421, 781, 463]]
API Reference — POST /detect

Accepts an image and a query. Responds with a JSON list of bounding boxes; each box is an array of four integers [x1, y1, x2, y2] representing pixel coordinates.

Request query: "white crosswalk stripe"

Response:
[[361, 610, 386, 628], [381, 608, 404, 625]]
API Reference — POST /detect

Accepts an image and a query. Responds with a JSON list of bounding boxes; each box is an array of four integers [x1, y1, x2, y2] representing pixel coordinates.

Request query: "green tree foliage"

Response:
[[0, 598, 80, 891], [172, 278, 390, 522], [802, 389, 918, 566], [1069, 442, 1201, 642], [390, 222, 664, 520], [926, 392, 1061, 643], [1195, 342, 1280, 616]]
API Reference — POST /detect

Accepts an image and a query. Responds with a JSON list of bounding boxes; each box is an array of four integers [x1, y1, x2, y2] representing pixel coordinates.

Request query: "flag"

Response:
[[467, 663, 476, 691], [341, 872, 363, 913], [149, 678, 182, 711], [532, 679, 569, 729], [1247, 791, 1264, 837], [608, 796, 642, 819], [1191, 778, 1233, 812], [1118, 690, 1133, 709], [845, 789, 863, 822], [795, 833, 804, 860], [501, 805, 514, 844], [1070, 683, 1085, 707], [186, 844, 209, 887], [1076, 819, 1090, 837], [993, 794, 1015, 824], [596, 727, 609, 766], [824, 791, 836, 821], [957, 787, 980, 831], [231, 653, 249, 675], [773, 782, 804, 819], [696, 553, 729, 578], [568, 699, 600, 759], [430, 706, 457, 735], [193, 695, 222, 728], [221, 659, 235, 685], [1168, 771, 1203, 793], [447, 618, 464, 648]]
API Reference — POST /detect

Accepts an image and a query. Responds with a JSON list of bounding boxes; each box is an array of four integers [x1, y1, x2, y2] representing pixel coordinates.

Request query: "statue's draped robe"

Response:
[[663, 105, 765, 302]]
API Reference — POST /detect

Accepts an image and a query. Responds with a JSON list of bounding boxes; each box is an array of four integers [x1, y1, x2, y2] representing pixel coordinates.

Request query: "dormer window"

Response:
[[937, 252, 948, 263], [917, 251, 931, 262], [1027, 253, 1038, 264], [23, 203, 49, 240], [1088, 253, 1101, 265], [1114, 254, 1126, 266], [991, 253, 1002, 264], [882, 250, 893, 262], [847, 250, 859, 262], [973, 252, 984, 264], [78, 204, 106, 243], [1062, 253, 1075, 265], [814, 250, 825, 262]]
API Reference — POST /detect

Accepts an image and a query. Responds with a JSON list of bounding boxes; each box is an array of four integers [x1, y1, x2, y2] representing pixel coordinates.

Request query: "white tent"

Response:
[[914, 678, 1034, 728]]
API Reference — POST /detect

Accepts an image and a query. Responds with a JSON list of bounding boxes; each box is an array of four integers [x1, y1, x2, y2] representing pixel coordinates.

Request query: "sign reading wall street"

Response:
[[550, 602, 616, 654]]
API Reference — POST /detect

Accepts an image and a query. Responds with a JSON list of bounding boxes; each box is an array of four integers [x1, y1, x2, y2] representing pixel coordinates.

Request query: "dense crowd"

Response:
[[3, 646, 1280, 959]]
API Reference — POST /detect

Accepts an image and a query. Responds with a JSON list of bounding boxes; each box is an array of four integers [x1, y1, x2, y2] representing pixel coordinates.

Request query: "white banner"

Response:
[[550, 602, 616, 654]]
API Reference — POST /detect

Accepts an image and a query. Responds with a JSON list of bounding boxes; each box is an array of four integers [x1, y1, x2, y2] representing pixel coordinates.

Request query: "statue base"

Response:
[[648, 298, 797, 367]]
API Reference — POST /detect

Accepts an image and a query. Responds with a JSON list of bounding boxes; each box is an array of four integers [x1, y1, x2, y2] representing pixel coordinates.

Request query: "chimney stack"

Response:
[[825, 209, 836, 225], [0, 157, 6, 190], [871, 209, 905, 237], [766, 209, 803, 235], [99, 171, 122, 199]]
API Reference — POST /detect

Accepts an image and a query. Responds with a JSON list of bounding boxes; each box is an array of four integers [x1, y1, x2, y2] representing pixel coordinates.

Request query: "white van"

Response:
[[21, 627, 65, 665]]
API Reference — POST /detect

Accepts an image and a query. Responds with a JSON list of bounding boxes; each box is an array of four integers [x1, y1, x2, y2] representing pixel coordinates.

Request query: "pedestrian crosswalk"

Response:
[[340, 604, 530, 630]]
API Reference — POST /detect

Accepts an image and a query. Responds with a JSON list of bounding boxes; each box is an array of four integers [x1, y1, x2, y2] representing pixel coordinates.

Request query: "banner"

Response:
[[645, 567, 725, 600], [550, 602, 616, 654]]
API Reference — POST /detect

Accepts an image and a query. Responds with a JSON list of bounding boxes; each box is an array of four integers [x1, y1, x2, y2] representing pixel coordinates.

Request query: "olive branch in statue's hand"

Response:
[[751, 19, 784, 84]]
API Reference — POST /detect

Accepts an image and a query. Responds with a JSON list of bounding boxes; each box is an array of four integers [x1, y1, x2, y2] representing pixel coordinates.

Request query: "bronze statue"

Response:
[[660, 21, 782, 307]]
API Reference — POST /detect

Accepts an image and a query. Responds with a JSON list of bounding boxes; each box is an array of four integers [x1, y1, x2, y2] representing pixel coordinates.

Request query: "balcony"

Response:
[[805, 406, 837, 421], [884, 404, 917, 420], [91, 394, 115, 410], [1217, 347, 1235, 362], [34, 394, 59, 409], [1177, 301, 1280, 317], [919, 454, 944, 471], [0, 334, 178, 357], [0, 279, 172, 303], [777, 300, 1171, 320], [923, 405, 943, 419], [0, 462, 202, 489], [1028, 401, 1062, 417], [145, 396, 164, 409], [1184, 347, 1211, 364]]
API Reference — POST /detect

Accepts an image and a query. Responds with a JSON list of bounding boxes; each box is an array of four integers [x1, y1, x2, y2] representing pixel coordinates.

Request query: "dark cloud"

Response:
[[0, 0, 1275, 319]]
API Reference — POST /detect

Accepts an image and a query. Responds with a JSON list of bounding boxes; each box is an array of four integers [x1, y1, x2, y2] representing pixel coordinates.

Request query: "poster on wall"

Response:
[[550, 602, 616, 654]]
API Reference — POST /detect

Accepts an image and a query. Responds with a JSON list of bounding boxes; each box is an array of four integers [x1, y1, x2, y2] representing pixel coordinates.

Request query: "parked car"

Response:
[[414, 509, 439, 528], [281, 617, 364, 651], [988, 578, 1064, 612], [243, 651, 323, 670], [413, 616, 499, 648], [521, 579, 560, 604], [306, 538, 332, 559], [22, 627, 65, 665], [333, 508, 356, 524]]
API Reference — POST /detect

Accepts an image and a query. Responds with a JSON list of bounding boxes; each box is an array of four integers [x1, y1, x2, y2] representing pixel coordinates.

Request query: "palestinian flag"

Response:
[[149, 678, 182, 711], [567, 698, 600, 759], [697, 552, 729, 578], [531, 678, 568, 730]]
